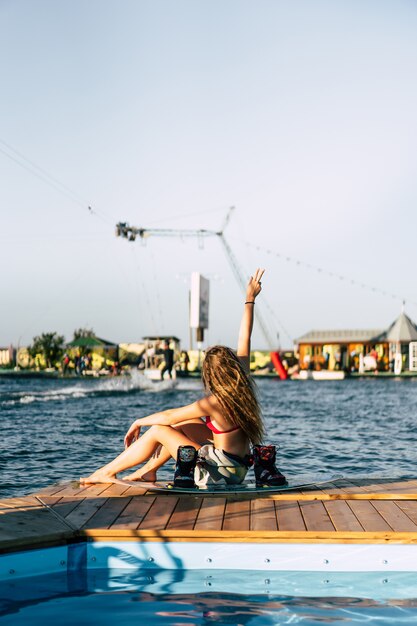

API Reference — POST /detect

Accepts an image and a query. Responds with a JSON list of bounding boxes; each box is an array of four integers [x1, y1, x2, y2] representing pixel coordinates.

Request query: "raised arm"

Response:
[[237, 268, 265, 365]]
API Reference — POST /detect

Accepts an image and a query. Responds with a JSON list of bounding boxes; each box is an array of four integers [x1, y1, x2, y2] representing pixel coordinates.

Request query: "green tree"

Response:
[[28, 332, 66, 369], [73, 327, 95, 340]]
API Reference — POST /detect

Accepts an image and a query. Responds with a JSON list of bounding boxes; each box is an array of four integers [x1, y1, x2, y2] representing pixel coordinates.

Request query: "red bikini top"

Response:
[[204, 415, 240, 435]]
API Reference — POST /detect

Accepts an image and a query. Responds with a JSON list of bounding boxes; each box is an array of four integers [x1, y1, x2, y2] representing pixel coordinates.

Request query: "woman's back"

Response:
[[204, 396, 251, 457]]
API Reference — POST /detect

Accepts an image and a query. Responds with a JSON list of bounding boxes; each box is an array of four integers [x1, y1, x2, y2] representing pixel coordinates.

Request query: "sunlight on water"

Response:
[[1, 376, 417, 497], [0, 370, 180, 406]]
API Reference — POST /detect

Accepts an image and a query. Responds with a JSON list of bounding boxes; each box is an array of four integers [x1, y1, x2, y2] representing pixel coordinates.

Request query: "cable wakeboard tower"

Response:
[[115, 206, 276, 350]]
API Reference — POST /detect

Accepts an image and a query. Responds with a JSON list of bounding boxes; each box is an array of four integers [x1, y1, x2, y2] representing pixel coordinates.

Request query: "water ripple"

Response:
[[2, 377, 417, 497]]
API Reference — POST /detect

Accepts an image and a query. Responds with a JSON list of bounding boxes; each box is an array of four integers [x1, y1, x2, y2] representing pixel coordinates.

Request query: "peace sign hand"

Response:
[[246, 268, 265, 302]]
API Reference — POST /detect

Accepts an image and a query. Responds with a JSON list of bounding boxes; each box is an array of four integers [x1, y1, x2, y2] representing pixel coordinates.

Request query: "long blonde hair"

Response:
[[201, 345, 264, 445]]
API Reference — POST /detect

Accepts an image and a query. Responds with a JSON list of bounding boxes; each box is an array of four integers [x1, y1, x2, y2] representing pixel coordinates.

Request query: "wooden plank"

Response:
[[95, 483, 133, 497], [397, 480, 417, 492], [82, 528, 417, 544], [299, 500, 335, 532], [121, 485, 150, 496], [370, 501, 417, 532], [269, 492, 417, 501], [299, 485, 332, 498], [139, 496, 179, 530], [110, 496, 156, 530], [73, 484, 115, 497], [222, 498, 250, 531], [332, 479, 369, 494], [0, 507, 73, 549], [250, 498, 278, 531], [194, 498, 226, 531], [323, 500, 364, 532], [82, 497, 132, 529], [315, 481, 348, 495], [51, 497, 86, 518], [350, 478, 389, 487], [346, 501, 393, 531], [38, 482, 91, 498], [33, 483, 72, 496], [166, 497, 202, 530], [324, 478, 350, 490], [65, 497, 109, 529], [307, 478, 417, 501], [0, 532, 74, 553], [36, 496, 64, 507], [396, 500, 417, 525], [0, 496, 41, 510], [28, 496, 84, 517], [275, 501, 306, 531], [324, 481, 417, 506], [0, 508, 52, 536], [351, 478, 417, 494]]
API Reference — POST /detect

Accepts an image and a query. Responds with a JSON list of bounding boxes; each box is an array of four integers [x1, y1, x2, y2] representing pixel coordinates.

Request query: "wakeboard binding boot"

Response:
[[173, 445, 197, 488], [253, 445, 287, 487]]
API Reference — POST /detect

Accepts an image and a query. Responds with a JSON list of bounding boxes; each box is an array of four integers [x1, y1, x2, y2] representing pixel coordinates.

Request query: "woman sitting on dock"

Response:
[[81, 268, 286, 488]]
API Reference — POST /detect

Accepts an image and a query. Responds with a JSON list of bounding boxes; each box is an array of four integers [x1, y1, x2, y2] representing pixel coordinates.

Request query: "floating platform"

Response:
[[297, 370, 346, 380], [2, 478, 417, 579]]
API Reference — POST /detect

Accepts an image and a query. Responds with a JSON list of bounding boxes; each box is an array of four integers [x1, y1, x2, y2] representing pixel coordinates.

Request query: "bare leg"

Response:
[[125, 446, 171, 482], [80, 424, 201, 484], [125, 420, 211, 481]]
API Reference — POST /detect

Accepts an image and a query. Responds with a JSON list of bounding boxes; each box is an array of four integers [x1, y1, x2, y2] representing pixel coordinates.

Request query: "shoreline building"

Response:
[[296, 312, 417, 374]]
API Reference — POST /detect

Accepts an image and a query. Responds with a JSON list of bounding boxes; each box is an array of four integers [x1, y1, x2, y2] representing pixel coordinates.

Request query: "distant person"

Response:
[[389, 354, 395, 372], [161, 341, 174, 380], [80, 268, 287, 489], [80, 355, 88, 375], [146, 345, 156, 368], [62, 353, 70, 376], [180, 350, 190, 375], [74, 354, 81, 375], [112, 361, 121, 376], [369, 348, 378, 373]]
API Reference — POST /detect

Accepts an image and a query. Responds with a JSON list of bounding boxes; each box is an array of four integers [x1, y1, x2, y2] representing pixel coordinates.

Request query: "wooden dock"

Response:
[[3, 477, 417, 574]]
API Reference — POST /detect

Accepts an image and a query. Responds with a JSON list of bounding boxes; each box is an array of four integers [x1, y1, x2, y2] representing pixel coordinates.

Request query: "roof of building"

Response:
[[296, 329, 383, 345], [372, 312, 417, 343], [296, 311, 417, 345], [66, 335, 117, 348], [142, 336, 181, 342]]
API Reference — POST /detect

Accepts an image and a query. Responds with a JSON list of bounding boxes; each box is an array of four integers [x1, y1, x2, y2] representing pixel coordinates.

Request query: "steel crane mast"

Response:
[[115, 208, 276, 349]]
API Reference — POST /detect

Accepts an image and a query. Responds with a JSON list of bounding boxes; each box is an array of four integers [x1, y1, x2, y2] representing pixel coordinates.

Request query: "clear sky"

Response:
[[1, 0, 417, 350]]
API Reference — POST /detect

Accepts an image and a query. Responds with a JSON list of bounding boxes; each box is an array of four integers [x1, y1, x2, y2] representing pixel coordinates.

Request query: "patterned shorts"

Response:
[[194, 444, 249, 487]]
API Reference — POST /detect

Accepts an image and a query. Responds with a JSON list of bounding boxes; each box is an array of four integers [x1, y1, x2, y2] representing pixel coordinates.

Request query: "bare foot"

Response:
[[124, 469, 157, 482], [80, 472, 117, 485]]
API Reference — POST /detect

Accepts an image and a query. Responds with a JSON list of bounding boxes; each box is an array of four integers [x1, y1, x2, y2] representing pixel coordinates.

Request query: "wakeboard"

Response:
[[116, 474, 344, 495]]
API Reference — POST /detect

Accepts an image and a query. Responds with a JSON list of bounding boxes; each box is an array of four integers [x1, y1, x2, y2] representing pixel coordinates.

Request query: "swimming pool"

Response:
[[2, 544, 417, 625]]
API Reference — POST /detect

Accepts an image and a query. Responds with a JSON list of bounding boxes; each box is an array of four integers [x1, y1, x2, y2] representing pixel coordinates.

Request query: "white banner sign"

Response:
[[190, 272, 209, 329]]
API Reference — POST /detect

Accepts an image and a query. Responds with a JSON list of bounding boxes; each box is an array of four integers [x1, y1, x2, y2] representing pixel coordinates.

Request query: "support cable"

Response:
[[234, 238, 417, 308], [0, 138, 111, 224]]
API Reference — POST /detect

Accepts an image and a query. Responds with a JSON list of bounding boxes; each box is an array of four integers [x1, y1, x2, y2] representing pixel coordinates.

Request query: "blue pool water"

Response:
[[2, 566, 417, 625], [2, 373, 417, 497]]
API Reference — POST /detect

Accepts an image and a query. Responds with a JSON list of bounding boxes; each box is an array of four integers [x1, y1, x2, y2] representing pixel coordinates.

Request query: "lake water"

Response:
[[2, 372, 417, 498]]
